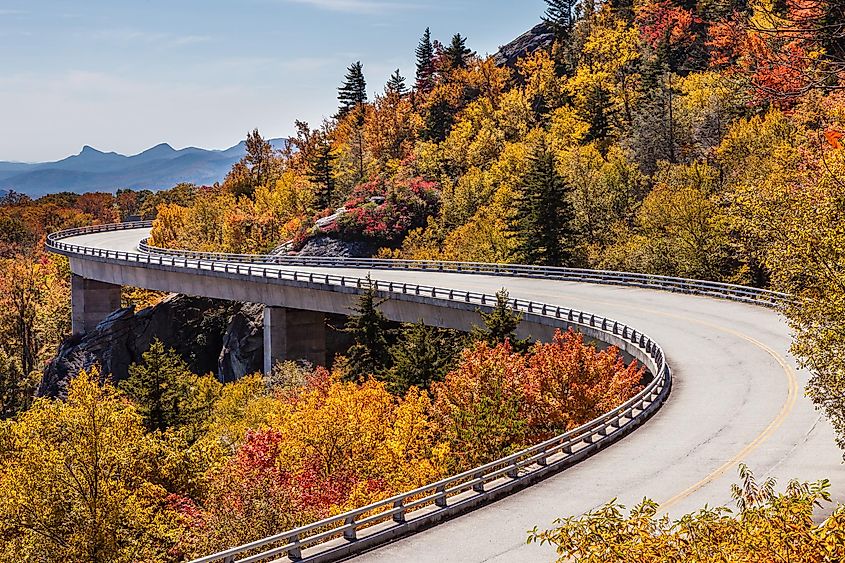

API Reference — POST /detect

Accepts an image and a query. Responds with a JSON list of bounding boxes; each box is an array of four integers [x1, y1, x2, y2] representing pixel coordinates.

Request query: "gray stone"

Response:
[[39, 295, 250, 397], [298, 235, 377, 258], [493, 22, 555, 68], [218, 302, 265, 383]]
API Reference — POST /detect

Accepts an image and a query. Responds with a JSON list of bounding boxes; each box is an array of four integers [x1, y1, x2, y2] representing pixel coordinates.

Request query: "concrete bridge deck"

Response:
[[50, 226, 844, 562]]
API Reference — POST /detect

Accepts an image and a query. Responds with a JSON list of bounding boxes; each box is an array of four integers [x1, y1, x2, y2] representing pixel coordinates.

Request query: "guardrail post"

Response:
[[288, 534, 303, 561], [435, 485, 447, 507], [472, 472, 485, 493], [393, 499, 406, 523], [507, 464, 520, 478], [344, 515, 357, 541], [223, 556, 235, 563]]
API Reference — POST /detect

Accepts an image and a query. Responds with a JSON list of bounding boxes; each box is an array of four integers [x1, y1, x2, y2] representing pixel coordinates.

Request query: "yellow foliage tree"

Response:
[[0, 370, 182, 562]]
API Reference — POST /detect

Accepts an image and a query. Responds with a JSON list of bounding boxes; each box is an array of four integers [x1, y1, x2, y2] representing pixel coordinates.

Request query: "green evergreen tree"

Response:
[[387, 322, 463, 395], [308, 133, 336, 210], [471, 289, 530, 351], [0, 347, 30, 419], [337, 61, 368, 119], [344, 277, 392, 380], [543, 0, 579, 76], [385, 68, 408, 97], [444, 34, 474, 70], [543, 0, 578, 41], [415, 27, 436, 92], [422, 96, 456, 142], [120, 339, 192, 432], [509, 139, 577, 267]]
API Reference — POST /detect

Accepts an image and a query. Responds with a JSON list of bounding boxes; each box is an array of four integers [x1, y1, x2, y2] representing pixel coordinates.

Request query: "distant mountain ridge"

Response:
[[0, 138, 289, 196]]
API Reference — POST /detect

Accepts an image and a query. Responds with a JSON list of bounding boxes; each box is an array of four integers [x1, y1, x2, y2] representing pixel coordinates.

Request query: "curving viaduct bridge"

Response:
[[47, 223, 845, 563]]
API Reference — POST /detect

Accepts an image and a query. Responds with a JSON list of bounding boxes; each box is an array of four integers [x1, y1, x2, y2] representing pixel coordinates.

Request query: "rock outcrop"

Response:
[[298, 235, 377, 258], [39, 295, 261, 397], [493, 22, 554, 68]]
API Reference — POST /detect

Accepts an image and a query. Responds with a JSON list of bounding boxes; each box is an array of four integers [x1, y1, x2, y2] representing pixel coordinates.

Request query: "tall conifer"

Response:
[[415, 27, 436, 92], [509, 139, 577, 267], [337, 61, 368, 118]]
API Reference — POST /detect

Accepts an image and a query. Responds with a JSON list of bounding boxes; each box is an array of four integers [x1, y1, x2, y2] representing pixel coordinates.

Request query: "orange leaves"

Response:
[[825, 129, 844, 150], [523, 330, 644, 437], [432, 330, 644, 467], [635, 0, 700, 53]]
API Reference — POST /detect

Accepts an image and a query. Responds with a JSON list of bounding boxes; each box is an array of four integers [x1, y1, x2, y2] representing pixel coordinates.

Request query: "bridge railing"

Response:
[[46, 221, 787, 562], [135, 236, 788, 308]]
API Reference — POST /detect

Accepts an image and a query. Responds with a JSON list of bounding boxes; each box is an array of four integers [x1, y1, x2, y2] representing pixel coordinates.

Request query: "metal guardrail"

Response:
[[136, 236, 789, 309], [45, 221, 778, 563]]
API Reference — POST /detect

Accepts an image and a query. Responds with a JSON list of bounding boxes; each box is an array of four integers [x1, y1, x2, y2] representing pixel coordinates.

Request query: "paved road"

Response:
[[60, 228, 845, 562]]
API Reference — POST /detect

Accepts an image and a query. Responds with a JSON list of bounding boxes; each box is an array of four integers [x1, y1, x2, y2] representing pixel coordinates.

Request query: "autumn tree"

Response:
[[432, 340, 529, 468], [509, 139, 577, 267], [0, 254, 70, 391], [529, 464, 845, 562], [0, 370, 182, 562], [244, 128, 276, 190]]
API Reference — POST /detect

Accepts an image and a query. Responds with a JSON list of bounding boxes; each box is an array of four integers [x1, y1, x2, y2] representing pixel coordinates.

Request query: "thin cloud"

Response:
[[286, 0, 421, 14], [87, 29, 211, 49]]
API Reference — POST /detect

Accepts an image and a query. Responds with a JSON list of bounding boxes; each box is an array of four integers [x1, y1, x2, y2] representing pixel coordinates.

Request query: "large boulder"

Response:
[[218, 302, 265, 383]]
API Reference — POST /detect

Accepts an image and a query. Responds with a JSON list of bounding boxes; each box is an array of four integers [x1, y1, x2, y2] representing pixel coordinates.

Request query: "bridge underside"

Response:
[[67, 256, 628, 374]]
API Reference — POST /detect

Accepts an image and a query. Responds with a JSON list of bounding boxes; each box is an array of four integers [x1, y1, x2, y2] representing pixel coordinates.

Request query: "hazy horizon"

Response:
[[2, 0, 543, 163]]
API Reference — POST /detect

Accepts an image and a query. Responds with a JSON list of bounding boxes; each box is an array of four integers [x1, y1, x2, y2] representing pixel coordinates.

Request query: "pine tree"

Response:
[[387, 322, 463, 394], [385, 68, 408, 97], [471, 289, 530, 351], [543, 0, 578, 41], [337, 61, 368, 118], [444, 34, 474, 70], [344, 277, 392, 380], [509, 139, 577, 267], [422, 95, 456, 142], [415, 27, 436, 92], [120, 339, 193, 432], [543, 0, 579, 76], [308, 133, 335, 210]]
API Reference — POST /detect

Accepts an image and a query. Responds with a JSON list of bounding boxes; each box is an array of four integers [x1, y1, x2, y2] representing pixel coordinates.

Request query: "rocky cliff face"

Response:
[[40, 294, 358, 397], [494, 22, 554, 68], [39, 295, 264, 397], [298, 235, 377, 258]]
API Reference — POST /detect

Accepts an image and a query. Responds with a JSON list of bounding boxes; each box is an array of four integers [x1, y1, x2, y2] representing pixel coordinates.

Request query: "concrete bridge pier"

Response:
[[263, 306, 327, 374], [71, 274, 122, 335]]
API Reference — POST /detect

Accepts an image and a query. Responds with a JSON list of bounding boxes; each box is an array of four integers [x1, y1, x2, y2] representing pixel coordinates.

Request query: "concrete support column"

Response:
[[263, 306, 327, 374], [71, 274, 122, 335]]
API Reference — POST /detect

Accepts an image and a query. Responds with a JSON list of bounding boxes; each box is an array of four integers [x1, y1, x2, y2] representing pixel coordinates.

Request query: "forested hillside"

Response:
[[2, 0, 845, 560], [147, 0, 845, 455]]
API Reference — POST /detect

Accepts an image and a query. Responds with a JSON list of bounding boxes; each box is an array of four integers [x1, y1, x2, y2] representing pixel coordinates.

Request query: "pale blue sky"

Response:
[[1, 1, 544, 162]]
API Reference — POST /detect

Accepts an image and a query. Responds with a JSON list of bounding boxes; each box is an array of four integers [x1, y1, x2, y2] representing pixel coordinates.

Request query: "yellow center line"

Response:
[[546, 292, 799, 512]]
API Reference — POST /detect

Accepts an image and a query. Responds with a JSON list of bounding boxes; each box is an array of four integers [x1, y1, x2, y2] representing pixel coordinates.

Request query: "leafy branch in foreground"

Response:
[[528, 464, 845, 562]]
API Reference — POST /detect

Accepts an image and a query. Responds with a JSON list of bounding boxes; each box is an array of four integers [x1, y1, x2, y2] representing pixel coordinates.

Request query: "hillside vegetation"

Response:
[[1, 0, 845, 559]]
